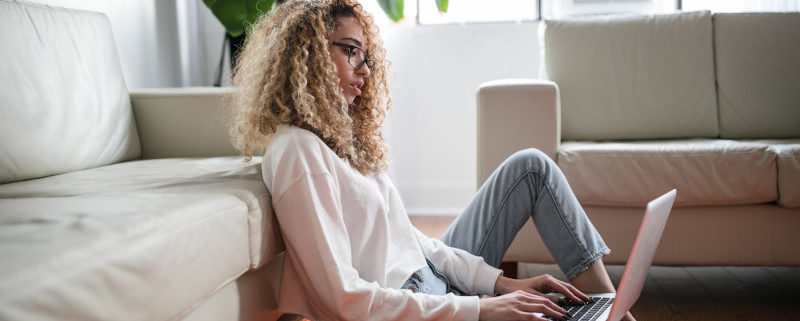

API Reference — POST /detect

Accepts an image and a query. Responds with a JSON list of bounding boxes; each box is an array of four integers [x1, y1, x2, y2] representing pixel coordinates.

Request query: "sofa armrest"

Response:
[[130, 87, 239, 159], [477, 79, 560, 187]]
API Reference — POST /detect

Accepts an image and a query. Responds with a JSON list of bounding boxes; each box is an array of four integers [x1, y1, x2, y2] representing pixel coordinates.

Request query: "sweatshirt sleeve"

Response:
[[412, 228, 502, 296], [273, 172, 482, 320]]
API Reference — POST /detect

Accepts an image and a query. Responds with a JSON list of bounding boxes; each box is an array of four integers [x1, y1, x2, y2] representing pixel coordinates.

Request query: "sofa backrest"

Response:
[[545, 11, 719, 141], [0, 1, 141, 184], [714, 12, 800, 139]]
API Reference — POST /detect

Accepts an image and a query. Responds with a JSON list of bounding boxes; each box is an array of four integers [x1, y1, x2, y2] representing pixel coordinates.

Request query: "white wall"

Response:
[[381, 22, 542, 215]]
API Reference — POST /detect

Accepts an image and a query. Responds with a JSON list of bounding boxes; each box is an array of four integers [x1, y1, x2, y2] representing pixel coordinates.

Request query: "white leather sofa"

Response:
[[0, 2, 284, 320], [479, 11, 800, 267]]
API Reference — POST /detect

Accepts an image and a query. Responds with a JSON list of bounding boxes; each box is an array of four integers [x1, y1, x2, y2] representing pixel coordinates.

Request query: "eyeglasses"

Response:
[[331, 42, 375, 70]]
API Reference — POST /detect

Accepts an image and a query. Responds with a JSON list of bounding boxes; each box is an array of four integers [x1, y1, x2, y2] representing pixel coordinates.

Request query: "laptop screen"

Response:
[[608, 189, 676, 321]]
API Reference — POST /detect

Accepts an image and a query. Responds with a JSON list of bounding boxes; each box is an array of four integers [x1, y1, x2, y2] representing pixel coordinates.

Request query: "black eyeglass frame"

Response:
[[331, 41, 375, 70]]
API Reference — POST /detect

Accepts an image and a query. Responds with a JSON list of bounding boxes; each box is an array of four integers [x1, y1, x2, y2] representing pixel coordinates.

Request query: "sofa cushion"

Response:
[[0, 1, 140, 184], [714, 13, 800, 138], [557, 140, 777, 207], [0, 157, 280, 320], [756, 140, 800, 207], [544, 11, 718, 141]]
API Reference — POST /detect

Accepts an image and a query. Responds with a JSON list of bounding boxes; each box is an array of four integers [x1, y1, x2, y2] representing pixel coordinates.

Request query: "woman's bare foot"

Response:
[[622, 311, 636, 321], [570, 259, 637, 321], [570, 259, 615, 293]]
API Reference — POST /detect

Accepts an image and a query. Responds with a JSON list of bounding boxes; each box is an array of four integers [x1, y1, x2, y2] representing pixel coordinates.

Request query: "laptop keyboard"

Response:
[[544, 297, 614, 321]]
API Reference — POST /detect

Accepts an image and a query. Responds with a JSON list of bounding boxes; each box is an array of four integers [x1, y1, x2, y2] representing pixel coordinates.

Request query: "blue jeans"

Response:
[[443, 148, 609, 280], [400, 258, 455, 295], [401, 149, 609, 294]]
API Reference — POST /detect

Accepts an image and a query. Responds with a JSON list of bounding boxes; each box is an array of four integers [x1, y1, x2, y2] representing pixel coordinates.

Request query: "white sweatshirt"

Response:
[[261, 125, 502, 320]]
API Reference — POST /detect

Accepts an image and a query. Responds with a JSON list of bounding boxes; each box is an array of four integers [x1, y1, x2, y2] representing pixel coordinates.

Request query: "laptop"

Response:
[[539, 189, 676, 321]]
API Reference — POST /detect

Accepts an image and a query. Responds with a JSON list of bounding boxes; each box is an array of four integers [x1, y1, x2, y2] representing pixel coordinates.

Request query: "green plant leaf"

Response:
[[203, 0, 276, 37], [436, 0, 448, 13], [377, 0, 403, 22]]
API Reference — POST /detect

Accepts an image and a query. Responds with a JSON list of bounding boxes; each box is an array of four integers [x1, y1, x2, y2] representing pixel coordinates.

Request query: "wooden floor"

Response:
[[410, 216, 800, 320], [519, 263, 800, 321]]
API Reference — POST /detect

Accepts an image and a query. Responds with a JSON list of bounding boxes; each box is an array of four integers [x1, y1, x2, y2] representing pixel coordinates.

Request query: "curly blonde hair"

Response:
[[226, 0, 391, 174]]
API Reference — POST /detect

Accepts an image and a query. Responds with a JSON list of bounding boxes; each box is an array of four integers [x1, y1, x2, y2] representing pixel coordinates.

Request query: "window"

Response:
[[681, 0, 800, 12], [542, 0, 676, 18], [413, 0, 799, 25], [417, 0, 540, 24]]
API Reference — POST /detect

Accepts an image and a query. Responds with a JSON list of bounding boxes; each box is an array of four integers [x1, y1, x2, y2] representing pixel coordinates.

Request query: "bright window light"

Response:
[[681, 0, 800, 12], [543, 0, 676, 18], [417, 0, 539, 24], [412, 0, 799, 25]]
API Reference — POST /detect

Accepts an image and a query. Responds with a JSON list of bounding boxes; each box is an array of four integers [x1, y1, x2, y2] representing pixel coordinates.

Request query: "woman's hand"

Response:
[[478, 290, 570, 321], [494, 274, 592, 305]]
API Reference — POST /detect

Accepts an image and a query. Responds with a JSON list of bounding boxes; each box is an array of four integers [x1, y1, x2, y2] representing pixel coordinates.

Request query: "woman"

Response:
[[228, 1, 633, 320]]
